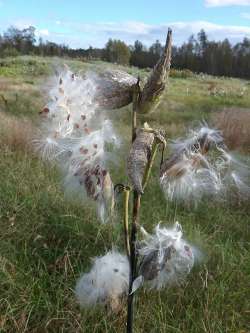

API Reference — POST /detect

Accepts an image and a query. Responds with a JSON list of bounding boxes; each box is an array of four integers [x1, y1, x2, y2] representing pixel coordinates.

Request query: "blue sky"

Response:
[[0, 0, 250, 48]]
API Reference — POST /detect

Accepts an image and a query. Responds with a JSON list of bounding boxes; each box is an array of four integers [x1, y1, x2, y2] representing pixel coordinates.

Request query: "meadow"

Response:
[[0, 56, 249, 333]]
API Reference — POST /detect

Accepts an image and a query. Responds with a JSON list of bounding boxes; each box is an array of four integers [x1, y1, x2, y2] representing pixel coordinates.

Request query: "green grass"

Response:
[[0, 56, 250, 332]]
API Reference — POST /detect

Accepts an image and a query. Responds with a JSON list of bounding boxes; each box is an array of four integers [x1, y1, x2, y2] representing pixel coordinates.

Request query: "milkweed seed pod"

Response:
[[171, 126, 224, 156], [160, 129, 223, 203], [72, 163, 115, 222], [99, 170, 115, 221], [75, 251, 129, 312], [93, 69, 137, 110], [138, 29, 172, 114], [132, 223, 195, 292], [35, 68, 119, 222], [160, 125, 250, 203], [127, 125, 155, 194]]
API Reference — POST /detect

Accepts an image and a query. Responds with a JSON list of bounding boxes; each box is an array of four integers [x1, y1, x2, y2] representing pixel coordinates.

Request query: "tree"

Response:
[[198, 29, 208, 55], [149, 39, 162, 56], [104, 39, 131, 65], [22, 26, 36, 53], [2, 25, 36, 54]]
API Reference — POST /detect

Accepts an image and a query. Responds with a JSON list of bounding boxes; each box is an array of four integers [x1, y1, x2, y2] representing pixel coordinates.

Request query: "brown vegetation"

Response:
[[0, 111, 35, 152], [213, 108, 250, 152]]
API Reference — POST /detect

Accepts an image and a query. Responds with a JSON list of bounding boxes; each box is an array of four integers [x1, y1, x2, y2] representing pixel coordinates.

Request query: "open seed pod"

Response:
[[131, 222, 195, 292], [73, 163, 115, 222], [160, 146, 222, 203], [170, 126, 224, 156], [160, 125, 250, 203], [138, 29, 172, 114], [98, 170, 115, 222], [36, 68, 119, 222], [127, 124, 155, 194]]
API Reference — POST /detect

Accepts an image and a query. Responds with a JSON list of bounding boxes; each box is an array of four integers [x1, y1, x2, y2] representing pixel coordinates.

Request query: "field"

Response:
[[0, 56, 250, 333]]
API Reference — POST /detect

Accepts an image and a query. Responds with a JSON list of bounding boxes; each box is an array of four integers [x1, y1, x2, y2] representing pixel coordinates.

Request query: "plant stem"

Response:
[[127, 191, 141, 333], [142, 140, 159, 191], [132, 78, 140, 142], [123, 186, 131, 258], [126, 81, 141, 333]]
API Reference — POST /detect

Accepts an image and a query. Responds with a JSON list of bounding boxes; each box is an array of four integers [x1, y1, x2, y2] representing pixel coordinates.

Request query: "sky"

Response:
[[0, 0, 250, 48]]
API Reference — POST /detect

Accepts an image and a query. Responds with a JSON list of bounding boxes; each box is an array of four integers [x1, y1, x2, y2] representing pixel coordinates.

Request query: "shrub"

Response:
[[1, 47, 20, 58]]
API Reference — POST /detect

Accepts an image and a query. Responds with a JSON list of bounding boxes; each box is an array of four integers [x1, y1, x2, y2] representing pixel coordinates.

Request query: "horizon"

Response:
[[0, 0, 250, 48]]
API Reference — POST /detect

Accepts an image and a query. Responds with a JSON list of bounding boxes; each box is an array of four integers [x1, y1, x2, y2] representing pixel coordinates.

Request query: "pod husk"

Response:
[[127, 129, 154, 194]]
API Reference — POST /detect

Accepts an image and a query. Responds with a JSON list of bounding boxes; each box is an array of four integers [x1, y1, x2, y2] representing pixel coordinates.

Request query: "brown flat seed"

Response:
[[39, 107, 50, 114], [84, 127, 91, 134], [79, 147, 88, 154]]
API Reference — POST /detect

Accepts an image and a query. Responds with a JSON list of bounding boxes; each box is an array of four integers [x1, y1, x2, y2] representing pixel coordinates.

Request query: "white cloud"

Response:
[[37, 29, 49, 37], [166, 21, 250, 45], [205, 0, 250, 7], [241, 12, 250, 18], [13, 19, 35, 30], [56, 20, 250, 47], [1, 19, 249, 48]]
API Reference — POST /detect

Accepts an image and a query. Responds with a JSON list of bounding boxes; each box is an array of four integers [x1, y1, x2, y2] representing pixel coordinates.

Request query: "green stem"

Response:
[[142, 140, 159, 191]]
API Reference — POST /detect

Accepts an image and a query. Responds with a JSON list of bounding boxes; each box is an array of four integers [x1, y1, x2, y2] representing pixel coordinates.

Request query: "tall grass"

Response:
[[0, 112, 35, 152], [0, 56, 249, 332], [214, 108, 250, 153]]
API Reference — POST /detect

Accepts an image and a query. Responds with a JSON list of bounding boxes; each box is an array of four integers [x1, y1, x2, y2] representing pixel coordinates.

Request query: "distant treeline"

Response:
[[1, 26, 250, 79]]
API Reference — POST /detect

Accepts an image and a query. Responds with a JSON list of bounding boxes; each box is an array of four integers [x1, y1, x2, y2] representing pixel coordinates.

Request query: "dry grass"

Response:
[[0, 57, 249, 333], [0, 111, 35, 153], [213, 108, 250, 152]]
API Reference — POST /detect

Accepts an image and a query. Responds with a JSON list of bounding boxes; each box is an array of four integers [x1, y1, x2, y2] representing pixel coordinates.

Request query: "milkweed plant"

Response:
[[35, 29, 250, 332]]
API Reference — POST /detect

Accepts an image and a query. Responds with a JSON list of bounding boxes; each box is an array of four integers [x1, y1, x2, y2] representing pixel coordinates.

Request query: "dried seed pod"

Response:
[[160, 153, 186, 178], [93, 69, 137, 110], [138, 29, 172, 114], [127, 128, 154, 194], [139, 246, 173, 281], [35, 68, 119, 223], [159, 126, 232, 204], [98, 170, 115, 222], [136, 223, 195, 290]]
